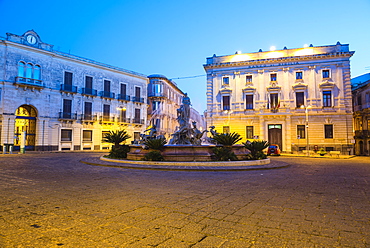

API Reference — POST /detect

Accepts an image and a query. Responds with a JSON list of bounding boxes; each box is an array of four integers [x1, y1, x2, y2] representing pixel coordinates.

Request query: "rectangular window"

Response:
[[296, 71, 303, 80], [153, 83, 161, 94], [135, 86, 141, 99], [323, 90, 332, 107], [246, 75, 252, 83], [270, 93, 279, 109], [322, 69, 330, 79], [357, 95, 362, 106], [103, 104, 110, 121], [245, 95, 253, 109], [223, 96, 230, 110], [83, 130, 93, 142], [153, 101, 160, 111], [223, 126, 230, 134], [223, 77, 229, 85], [325, 124, 333, 139], [120, 83, 127, 96], [61, 129, 72, 141], [104, 80, 110, 92], [246, 126, 254, 139], [64, 72, 73, 85], [119, 109, 127, 122], [134, 132, 140, 141], [102, 131, 110, 140], [134, 108, 141, 123], [85, 76, 93, 89], [297, 125, 305, 139], [296, 92, 305, 108], [270, 73, 277, 81], [63, 99, 72, 117]]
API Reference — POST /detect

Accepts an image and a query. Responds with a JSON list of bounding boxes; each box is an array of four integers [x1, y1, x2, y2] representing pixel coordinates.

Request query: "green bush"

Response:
[[243, 140, 269, 160], [212, 132, 242, 146], [144, 150, 164, 161], [144, 138, 167, 151], [102, 130, 131, 148], [211, 146, 238, 161], [108, 145, 130, 159]]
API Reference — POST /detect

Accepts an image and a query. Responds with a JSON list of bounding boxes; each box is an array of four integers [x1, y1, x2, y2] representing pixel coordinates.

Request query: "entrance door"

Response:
[[14, 105, 37, 151], [268, 124, 282, 149]]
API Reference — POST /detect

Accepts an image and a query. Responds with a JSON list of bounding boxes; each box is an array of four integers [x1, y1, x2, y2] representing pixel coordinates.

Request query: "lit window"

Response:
[[269, 93, 279, 109], [246, 126, 254, 139], [323, 91, 332, 107], [296, 71, 303, 80], [246, 75, 252, 83], [324, 124, 333, 139], [297, 125, 305, 139], [223, 77, 229, 85], [61, 129, 72, 141], [322, 70, 330, 79]]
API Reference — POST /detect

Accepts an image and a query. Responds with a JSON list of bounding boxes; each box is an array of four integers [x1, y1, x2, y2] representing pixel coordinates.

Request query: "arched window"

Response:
[[26, 63, 33, 79], [34, 65, 41, 80], [18, 62, 26, 77]]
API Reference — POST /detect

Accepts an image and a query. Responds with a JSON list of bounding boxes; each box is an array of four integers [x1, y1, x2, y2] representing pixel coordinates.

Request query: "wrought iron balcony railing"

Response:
[[59, 112, 77, 120], [99, 91, 115, 99], [15, 76, 44, 87], [117, 94, 130, 101], [132, 118, 144, 124], [81, 88, 98, 96], [80, 114, 97, 121], [60, 84, 78, 93], [132, 96, 145, 103]]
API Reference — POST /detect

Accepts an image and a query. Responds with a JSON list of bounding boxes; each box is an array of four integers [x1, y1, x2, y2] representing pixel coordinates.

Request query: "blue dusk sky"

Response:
[[1, 0, 369, 113]]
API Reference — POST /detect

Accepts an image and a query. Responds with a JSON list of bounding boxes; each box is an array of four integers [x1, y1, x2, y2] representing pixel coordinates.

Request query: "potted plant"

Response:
[[317, 148, 327, 156]]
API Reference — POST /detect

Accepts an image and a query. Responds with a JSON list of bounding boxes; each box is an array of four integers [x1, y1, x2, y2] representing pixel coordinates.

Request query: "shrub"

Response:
[[102, 130, 131, 148], [212, 132, 242, 147], [243, 140, 269, 160], [144, 138, 167, 151], [108, 145, 130, 159], [144, 150, 164, 161], [212, 146, 238, 161]]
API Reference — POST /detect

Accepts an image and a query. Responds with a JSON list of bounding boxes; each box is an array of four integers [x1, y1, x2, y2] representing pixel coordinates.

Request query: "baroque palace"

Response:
[[204, 43, 355, 154]]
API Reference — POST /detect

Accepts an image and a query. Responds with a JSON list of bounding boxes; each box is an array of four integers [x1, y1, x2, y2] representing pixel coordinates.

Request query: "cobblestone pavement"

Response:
[[0, 153, 369, 247]]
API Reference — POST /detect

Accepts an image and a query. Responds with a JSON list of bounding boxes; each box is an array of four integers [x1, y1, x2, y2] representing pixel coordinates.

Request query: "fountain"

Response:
[[127, 94, 248, 161]]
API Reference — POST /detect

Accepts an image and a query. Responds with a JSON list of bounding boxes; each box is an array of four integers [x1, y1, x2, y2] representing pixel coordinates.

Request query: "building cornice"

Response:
[[203, 52, 354, 70]]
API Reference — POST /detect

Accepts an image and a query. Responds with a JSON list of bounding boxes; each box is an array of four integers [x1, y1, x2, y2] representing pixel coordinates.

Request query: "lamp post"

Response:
[[301, 105, 311, 156]]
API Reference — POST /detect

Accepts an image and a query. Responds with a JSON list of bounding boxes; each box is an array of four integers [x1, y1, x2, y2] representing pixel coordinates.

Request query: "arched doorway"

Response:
[[14, 105, 37, 151]]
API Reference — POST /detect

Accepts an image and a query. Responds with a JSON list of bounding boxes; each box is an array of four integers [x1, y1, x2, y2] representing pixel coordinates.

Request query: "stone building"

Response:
[[204, 43, 354, 154], [147, 74, 206, 139], [352, 73, 370, 155], [0, 30, 148, 151]]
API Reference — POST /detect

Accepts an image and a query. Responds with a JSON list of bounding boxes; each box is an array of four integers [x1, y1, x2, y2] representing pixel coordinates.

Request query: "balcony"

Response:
[[59, 112, 77, 120], [15, 76, 44, 89], [132, 118, 144, 124], [100, 116, 115, 123], [99, 91, 115, 99], [80, 114, 97, 121], [148, 92, 165, 97], [117, 117, 130, 123], [355, 130, 370, 138], [60, 84, 77, 93], [117, 94, 130, 101], [81, 88, 98, 96], [132, 96, 145, 103]]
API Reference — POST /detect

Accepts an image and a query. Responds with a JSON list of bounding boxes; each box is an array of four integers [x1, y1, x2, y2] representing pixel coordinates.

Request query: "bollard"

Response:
[[9, 145, 13, 154], [3, 145, 7, 154]]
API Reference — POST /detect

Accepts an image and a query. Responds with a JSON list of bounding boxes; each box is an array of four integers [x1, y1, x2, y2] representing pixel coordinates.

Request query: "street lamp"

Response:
[[301, 105, 311, 156]]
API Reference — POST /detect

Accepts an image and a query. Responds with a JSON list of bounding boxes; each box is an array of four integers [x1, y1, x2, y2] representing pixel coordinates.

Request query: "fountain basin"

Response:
[[127, 144, 250, 162]]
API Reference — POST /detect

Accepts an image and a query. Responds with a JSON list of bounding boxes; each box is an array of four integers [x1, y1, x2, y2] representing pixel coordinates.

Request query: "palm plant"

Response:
[[144, 138, 167, 151], [102, 130, 131, 148], [243, 140, 269, 160], [212, 132, 242, 147]]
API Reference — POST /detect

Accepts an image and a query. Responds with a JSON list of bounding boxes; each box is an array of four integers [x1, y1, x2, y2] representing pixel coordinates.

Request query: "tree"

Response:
[[212, 132, 242, 147], [243, 140, 269, 160], [102, 130, 131, 148]]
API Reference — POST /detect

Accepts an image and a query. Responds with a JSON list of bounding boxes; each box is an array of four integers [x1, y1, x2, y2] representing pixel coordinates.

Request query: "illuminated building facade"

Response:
[[352, 73, 370, 155], [0, 30, 148, 151], [147, 74, 206, 139], [204, 43, 354, 154]]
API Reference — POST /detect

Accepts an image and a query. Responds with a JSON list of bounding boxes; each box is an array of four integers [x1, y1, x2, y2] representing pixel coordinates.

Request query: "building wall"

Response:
[[204, 43, 354, 154], [0, 30, 148, 151], [352, 77, 370, 155]]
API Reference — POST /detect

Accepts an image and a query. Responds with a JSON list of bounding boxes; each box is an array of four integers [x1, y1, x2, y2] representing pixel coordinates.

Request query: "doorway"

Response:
[[14, 105, 37, 151], [268, 124, 282, 149]]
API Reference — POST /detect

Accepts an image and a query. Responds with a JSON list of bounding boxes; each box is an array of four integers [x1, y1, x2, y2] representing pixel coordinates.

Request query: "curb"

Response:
[[80, 157, 290, 172]]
